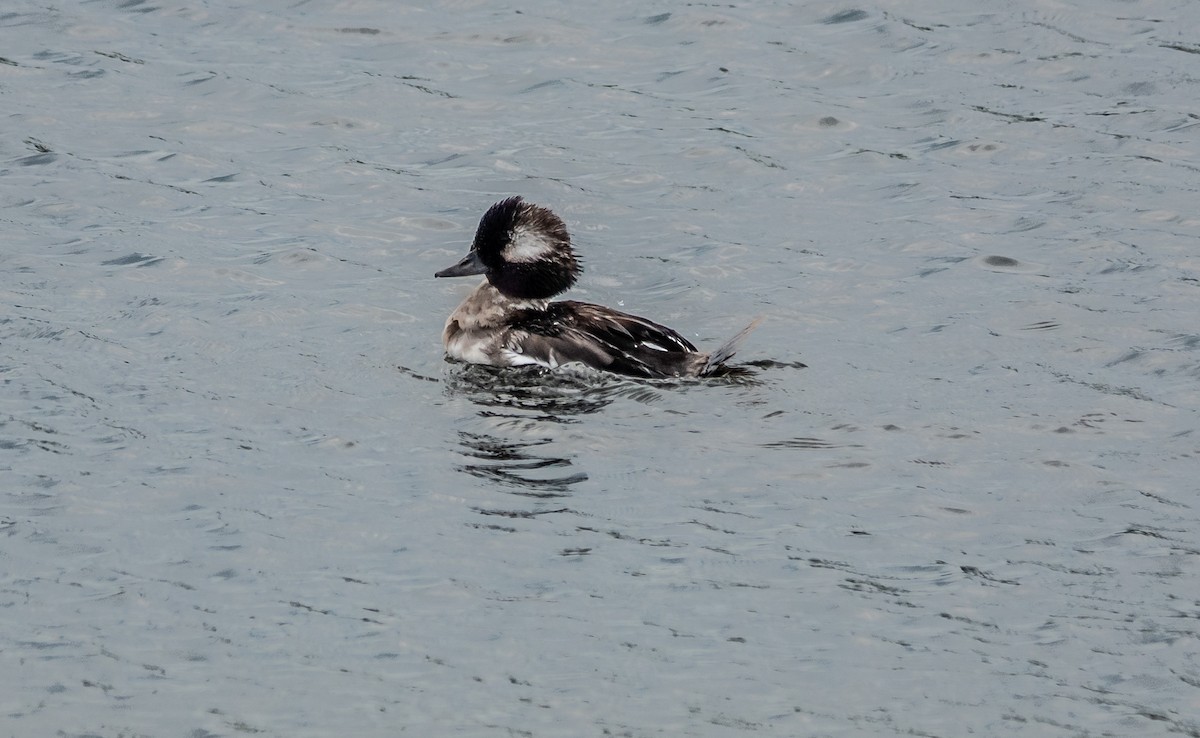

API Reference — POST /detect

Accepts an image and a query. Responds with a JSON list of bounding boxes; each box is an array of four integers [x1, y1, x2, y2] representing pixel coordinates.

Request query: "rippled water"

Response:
[[4, 0, 1199, 735]]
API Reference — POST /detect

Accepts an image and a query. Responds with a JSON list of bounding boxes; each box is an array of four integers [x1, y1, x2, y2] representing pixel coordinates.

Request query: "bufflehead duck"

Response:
[[435, 196, 761, 378]]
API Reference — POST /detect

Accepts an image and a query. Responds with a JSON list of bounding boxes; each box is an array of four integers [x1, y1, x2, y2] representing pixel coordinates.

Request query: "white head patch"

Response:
[[503, 223, 555, 264]]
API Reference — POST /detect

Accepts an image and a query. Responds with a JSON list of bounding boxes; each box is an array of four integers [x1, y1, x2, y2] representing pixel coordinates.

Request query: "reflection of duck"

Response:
[[456, 431, 587, 498], [436, 197, 760, 378], [442, 362, 618, 418]]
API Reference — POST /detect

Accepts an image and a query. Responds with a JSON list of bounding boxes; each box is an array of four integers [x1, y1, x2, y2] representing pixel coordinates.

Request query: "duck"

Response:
[[434, 196, 760, 378]]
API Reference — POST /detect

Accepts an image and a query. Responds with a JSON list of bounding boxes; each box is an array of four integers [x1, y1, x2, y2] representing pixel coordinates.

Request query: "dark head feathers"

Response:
[[471, 196, 581, 300]]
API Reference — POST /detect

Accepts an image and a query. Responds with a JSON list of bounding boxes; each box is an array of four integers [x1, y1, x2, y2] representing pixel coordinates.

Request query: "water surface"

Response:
[[3, 0, 1199, 735]]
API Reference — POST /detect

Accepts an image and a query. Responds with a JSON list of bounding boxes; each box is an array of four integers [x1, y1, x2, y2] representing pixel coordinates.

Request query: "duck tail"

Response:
[[700, 316, 763, 376]]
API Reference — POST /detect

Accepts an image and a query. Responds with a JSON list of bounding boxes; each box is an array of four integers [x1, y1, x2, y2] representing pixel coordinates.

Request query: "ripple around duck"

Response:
[[443, 364, 619, 419]]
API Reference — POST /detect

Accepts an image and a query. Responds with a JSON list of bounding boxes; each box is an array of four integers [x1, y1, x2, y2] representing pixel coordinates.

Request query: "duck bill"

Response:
[[435, 250, 487, 278]]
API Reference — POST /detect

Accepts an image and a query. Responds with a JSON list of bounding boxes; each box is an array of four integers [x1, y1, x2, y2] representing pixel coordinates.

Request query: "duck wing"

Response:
[[502, 301, 702, 378]]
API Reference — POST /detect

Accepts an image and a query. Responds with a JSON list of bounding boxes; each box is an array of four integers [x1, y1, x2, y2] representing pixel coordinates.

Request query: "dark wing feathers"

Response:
[[507, 301, 704, 378], [504, 329, 616, 371], [558, 301, 697, 353]]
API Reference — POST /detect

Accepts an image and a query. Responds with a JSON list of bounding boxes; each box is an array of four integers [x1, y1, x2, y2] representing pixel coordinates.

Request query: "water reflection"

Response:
[[442, 365, 610, 508], [440, 363, 778, 508], [443, 363, 751, 505], [441, 362, 772, 430], [455, 431, 587, 497], [442, 363, 617, 421]]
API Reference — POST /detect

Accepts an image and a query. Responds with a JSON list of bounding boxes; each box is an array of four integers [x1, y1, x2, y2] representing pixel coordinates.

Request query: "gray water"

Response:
[[3, 0, 1199, 735]]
